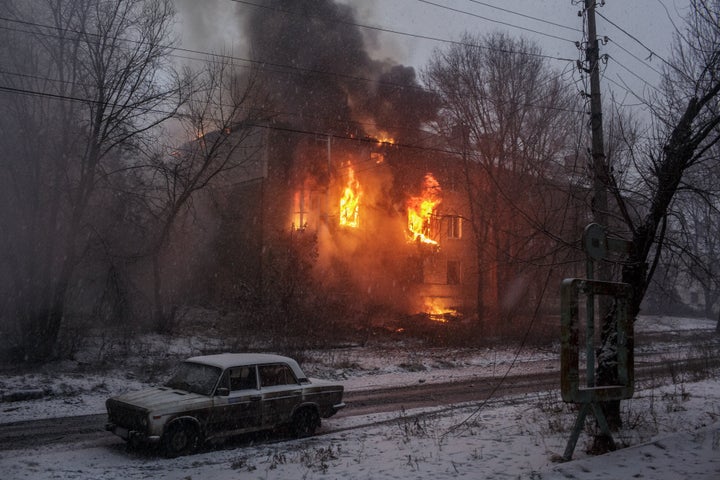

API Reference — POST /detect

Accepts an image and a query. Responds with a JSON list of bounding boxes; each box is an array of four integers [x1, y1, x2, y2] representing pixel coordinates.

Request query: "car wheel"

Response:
[[162, 422, 199, 458], [292, 408, 319, 438]]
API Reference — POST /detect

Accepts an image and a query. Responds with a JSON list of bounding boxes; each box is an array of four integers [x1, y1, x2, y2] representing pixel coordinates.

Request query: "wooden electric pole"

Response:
[[586, 0, 625, 440], [585, 0, 608, 225]]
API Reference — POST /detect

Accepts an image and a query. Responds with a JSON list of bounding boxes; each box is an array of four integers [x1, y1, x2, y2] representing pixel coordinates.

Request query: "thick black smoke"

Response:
[[243, 0, 437, 140]]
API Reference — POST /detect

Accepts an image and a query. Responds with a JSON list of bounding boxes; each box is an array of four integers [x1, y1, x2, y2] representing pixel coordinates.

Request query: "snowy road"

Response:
[[2, 352, 717, 452], [0, 372, 557, 451], [0, 317, 717, 479]]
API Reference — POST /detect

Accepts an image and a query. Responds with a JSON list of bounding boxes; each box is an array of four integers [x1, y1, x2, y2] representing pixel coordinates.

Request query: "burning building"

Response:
[[206, 0, 504, 325], [210, 125, 496, 324]]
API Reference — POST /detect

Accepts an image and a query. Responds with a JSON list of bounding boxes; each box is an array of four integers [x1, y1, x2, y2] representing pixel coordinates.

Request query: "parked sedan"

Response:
[[105, 353, 345, 456]]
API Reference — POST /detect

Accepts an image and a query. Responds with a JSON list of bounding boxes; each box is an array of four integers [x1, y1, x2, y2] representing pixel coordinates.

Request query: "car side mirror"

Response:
[[215, 387, 230, 397]]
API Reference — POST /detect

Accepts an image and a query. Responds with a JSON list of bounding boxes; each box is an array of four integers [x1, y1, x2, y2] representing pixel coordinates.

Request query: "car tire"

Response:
[[292, 408, 319, 438], [162, 421, 199, 458]]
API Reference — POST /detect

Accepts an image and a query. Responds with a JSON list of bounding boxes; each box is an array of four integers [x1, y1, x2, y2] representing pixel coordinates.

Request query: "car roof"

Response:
[[185, 353, 305, 377]]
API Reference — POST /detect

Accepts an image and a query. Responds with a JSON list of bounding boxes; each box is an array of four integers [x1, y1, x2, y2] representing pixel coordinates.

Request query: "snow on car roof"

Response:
[[185, 353, 305, 376]]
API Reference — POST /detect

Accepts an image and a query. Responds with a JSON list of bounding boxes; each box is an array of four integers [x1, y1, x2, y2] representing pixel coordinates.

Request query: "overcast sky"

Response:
[[173, 0, 690, 108]]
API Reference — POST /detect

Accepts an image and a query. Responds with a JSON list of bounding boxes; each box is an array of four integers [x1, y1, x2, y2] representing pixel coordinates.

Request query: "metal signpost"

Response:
[[560, 224, 634, 461]]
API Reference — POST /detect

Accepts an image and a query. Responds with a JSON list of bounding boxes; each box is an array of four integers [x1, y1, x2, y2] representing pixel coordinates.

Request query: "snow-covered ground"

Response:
[[0, 315, 718, 479]]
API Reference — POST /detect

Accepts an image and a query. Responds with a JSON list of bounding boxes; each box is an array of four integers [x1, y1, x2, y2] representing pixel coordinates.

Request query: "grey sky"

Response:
[[173, 0, 689, 106]]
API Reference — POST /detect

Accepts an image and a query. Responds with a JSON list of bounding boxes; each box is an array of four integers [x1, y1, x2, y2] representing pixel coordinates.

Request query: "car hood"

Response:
[[110, 387, 212, 414]]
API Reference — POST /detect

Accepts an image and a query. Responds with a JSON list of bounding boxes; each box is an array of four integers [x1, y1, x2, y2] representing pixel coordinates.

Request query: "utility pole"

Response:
[[585, 0, 607, 226], [585, 0, 624, 440]]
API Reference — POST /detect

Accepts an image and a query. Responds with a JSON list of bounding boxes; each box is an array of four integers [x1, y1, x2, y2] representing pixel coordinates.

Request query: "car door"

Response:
[[209, 365, 262, 436], [258, 363, 303, 427]]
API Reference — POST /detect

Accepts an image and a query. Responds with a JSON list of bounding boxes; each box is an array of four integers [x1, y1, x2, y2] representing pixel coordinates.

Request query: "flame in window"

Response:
[[292, 189, 310, 231], [407, 173, 441, 245], [339, 166, 361, 228]]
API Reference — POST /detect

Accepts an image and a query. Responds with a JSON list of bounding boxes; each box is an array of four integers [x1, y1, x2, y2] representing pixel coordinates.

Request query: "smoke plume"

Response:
[[242, 0, 437, 140]]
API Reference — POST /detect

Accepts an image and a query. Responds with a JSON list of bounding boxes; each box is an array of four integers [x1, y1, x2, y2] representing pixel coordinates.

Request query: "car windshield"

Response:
[[165, 362, 222, 396]]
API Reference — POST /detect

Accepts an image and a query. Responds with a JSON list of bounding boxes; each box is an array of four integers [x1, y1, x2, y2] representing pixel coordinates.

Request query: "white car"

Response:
[[106, 353, 345, 456]]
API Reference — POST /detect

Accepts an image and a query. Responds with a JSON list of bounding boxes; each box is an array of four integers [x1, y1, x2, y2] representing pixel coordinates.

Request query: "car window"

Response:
[[165, 362, 222, 396], [228, 366, 257, 391], [259, 364, 298, 387]]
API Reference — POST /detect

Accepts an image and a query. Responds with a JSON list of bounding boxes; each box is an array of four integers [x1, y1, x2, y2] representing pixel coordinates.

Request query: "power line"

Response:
[[604, 75, 654, 112], [0, 15, 456, 113], [0, 46, 585, 142], [0, 15, 584, 118], [0, 83, 425, 151], [0, 14, 557, 104], [0, 67, 94, 89], [464, 0, 583, 33], [228, 0, 576, 63], [596, 10, 672, 69], [0, 5, 586, 157], [0, 3, 579, 105], [0, 81, 586, 163], [0, 16, 421, 94], [416, 0, 578, 44], [607, 38, 664, 78], [607, 55, 662, 94], [4, 4, 664, 109]]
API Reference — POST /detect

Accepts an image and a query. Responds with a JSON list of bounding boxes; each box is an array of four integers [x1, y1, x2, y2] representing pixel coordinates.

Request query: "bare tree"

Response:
[[142, 56, 266, 332], [423, 32, 583, 328], [633, 132, 720, 328], [0, 0, 184, 361], [610, 0, 720, 316], [592, 0, 720, 431], [673, 188, 720, 320]]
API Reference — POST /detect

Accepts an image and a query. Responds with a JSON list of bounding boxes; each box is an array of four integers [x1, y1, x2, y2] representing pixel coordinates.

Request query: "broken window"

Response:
[[292, 189, 311, 231]]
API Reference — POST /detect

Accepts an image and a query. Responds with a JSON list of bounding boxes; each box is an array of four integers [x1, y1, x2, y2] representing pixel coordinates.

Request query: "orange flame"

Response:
[[424, 298, 458, 323], [407, 173, 441, 244], [339, 166, 361, 228], [366, 129, 394, 146], [375, 134, 395, 146]]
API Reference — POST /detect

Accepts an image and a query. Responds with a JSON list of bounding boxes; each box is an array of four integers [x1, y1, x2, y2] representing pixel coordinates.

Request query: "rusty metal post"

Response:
[[560, 276, 633, 461]]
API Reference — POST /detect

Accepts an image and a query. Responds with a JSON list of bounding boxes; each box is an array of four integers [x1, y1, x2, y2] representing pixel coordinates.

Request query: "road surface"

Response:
[[0, 351, 717, 452]]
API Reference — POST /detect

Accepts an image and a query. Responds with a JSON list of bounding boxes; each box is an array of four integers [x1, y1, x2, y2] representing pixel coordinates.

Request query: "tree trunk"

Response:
[[596, 305, 622, 433], [152, 252, 169, 334], [19, 284, 68, 363], [475, 238, 485, 330], [594, 93, 705, 434], [594, 231, 651, 439]]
